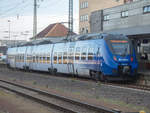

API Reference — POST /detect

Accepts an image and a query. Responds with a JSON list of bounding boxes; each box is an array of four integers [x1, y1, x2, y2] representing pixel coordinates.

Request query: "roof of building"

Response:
[[35, 23, 76, 39]]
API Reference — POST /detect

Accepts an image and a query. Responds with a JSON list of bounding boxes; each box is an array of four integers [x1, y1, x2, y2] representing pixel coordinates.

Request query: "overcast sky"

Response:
[[0, 0, 79, 41]]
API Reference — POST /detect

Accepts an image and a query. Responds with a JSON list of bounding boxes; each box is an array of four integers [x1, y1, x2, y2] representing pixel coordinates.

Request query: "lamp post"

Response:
[[8, 20, 11, 41]]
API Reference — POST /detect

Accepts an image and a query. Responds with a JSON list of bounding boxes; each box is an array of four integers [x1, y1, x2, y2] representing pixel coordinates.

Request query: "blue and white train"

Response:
[[7, 33, 138, 81]]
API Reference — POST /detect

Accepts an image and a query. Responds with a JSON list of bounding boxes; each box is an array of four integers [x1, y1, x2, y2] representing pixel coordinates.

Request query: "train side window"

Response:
[[54, 52, 57, 64], [31, 55, 32, 62], [18, 54, 20, 61], [22, 55, 24, 62], [40, 56, 42, 63], [81, 48, 87, 60], [36, 56, 38, 63], [38, 55, 40, 63], [17, 55, 19, 62], [21, 55, 23, 62], [88, 48, 94, 60], [18, 55, 20, 62], [75, 47, 80, 60], [63, 52, 67, 64], [47, 55, 50, 63], [58, 52, 62, 64], [33, 56, 36, 63], [68, 48, 74, 61], [43, 56, 46, 63], [19, 55, 21, 62], [20, 55, 21, 62]]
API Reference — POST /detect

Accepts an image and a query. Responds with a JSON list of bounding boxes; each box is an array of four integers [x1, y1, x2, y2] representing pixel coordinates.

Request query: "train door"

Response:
[[11, 48, 17, 68], [51, 44, 55, 72], [24, 46, 33, 70], [30, 45, 36, 70], [67, 46, 75, 75], [96, 47, 101, 72], [95, 47, 105, 81]]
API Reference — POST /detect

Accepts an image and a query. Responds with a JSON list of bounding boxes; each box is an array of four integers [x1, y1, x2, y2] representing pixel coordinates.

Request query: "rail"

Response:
[[0, 79, 121, 113]]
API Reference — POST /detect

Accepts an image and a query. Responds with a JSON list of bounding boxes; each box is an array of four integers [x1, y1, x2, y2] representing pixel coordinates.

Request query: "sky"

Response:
[[0, 0, 79, 41]]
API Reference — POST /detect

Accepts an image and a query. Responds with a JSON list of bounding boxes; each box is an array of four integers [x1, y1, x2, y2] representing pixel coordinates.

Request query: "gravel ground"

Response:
[[0, 88, 61, 113], [0, 66, 149, 112]]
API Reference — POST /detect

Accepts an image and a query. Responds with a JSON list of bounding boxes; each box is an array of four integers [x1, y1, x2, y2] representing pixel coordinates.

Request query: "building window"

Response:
[[143, 6, 150, 13], [85, 27, 88, 33], [80, 27, 88, 34], [80, 28, 84, 34], [103, 15, 110, 21], [121, 11, 128, 18], [80, 1, 88, 9], [80, 14, 88, 22], [124, 0, 133, 4]]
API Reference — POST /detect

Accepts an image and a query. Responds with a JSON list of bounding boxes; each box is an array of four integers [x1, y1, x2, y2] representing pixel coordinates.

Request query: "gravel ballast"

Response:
[[0, 66, 149, 112]]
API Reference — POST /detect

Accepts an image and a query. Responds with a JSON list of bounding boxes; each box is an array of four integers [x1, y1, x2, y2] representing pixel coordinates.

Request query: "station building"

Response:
[[31, 23, 76, 42], [79, 0, 139, 34]]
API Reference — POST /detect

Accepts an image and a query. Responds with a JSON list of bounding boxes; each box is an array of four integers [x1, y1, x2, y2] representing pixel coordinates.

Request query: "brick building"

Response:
[[79, 0, 139, 34]]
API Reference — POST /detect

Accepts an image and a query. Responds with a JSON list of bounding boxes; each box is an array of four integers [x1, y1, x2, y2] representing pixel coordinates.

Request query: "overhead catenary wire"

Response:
[[0, 0, 78, 40], [0, 0, 32, 18]]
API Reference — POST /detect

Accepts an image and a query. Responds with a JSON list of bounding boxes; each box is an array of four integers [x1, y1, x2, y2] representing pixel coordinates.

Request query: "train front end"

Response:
[[102, 35, 138, 81]]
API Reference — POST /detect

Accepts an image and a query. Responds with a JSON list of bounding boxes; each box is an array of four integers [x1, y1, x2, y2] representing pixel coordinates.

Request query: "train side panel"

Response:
[[31, 44, 51, 72], [52, 43, 70, 74], [7, 47, 17, 68], [15, 47, 26, 69], [74, 39, 101, 77]]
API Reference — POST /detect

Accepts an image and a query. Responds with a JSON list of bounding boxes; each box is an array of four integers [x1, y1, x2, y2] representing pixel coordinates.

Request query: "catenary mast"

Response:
[[68, 0, 73, 37], [33, 0, 37, 40]]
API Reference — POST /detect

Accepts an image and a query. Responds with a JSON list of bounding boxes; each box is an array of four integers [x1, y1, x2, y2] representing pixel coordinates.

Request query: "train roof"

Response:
[[9, 33, 127, 48]]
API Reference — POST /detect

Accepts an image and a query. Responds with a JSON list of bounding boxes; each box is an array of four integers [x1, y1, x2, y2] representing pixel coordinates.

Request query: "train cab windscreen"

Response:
[[107, 39, 132, 56]]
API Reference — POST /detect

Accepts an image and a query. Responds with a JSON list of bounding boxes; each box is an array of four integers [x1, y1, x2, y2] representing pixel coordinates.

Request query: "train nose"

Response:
[[123, 66, 130, 74], [118, 65, 131, 75]]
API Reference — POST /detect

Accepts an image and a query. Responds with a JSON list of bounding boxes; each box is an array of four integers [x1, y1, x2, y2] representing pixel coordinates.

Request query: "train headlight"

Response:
[[113, 56, 117, 61], [130, 57, 133, 62]]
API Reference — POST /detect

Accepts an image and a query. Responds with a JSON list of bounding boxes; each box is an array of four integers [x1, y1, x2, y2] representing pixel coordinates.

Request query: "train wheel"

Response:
[[99, 73, 105, 82], [95, 72, 100, 81], [48, 68, 52, 74], [53, 69, 57, 75]]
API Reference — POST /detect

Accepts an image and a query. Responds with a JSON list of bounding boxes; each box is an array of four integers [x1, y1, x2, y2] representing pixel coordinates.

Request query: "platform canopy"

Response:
[[105, 25, 150, 39]]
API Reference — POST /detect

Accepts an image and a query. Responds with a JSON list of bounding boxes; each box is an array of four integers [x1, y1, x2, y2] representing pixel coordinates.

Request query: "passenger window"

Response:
[[54, 52, 57, 64], [19, 55, 21, 62], [22, 55, 24, 62], [75, 47, 80, 60], [68, 48, 74, 60], [81, 48, 87, 60], [40, 56, 42, 63], [43, 56, 46, 63], [63, 52, 67, 64], [88, 48, 94, 60], [36, 56, 38, 63], [58, 52, 62, 64], [47, 55, 50, 63], [33, 56, 36, 63]]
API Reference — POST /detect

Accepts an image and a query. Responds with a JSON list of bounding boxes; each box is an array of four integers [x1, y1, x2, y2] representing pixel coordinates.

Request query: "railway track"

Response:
[[102, 82, 150, 92], [0, 79, 121, 113], [1, 64, 150, 93]]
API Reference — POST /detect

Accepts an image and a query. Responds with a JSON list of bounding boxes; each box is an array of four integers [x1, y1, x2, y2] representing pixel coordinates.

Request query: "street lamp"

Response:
[[8, 20, 11, 41]]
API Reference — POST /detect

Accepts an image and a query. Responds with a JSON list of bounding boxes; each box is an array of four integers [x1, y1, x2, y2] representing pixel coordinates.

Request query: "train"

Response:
[[7, 33, 138, 81]]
